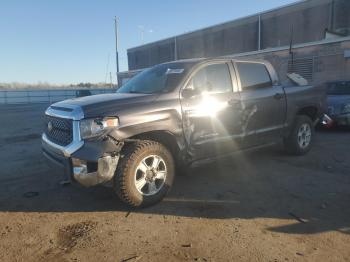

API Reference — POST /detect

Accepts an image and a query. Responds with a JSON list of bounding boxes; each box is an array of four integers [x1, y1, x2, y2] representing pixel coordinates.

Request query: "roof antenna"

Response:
[[289, 25, 294, 67]]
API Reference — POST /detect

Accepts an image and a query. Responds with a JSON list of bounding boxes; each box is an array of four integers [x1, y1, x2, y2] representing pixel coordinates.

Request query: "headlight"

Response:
[[79, 117, 119, 139], [342, 104, 350, 114]]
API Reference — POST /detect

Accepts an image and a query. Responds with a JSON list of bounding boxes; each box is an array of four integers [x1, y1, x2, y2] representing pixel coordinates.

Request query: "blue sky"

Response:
[[0, 0, 296, 84]]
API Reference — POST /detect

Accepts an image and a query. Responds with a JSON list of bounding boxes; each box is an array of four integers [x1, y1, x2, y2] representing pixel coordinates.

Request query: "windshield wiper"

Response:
[[117, 90, 144, 94], [128, 90, 146, 94]]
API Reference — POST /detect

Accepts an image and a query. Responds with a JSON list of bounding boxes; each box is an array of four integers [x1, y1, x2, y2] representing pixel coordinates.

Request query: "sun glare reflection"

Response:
[[193, 93, 227, 117]]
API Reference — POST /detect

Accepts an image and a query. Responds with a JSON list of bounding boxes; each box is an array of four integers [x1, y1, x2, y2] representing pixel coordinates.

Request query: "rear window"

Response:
[[236, 62, 272, 90]]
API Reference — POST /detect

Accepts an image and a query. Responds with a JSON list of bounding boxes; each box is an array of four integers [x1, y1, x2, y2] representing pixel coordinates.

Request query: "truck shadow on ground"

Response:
[[0, 139, 349, 236]]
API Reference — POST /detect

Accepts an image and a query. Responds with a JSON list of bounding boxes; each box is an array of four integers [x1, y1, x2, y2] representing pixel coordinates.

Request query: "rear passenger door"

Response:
[[235, 61, 286, 146]]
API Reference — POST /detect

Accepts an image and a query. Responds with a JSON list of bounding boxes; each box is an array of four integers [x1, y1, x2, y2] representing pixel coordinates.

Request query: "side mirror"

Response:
[[181, 88, 200, 99]]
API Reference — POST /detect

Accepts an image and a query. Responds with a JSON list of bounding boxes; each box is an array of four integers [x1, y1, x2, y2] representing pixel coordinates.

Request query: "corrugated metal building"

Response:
[[122, 0, 350, 86]]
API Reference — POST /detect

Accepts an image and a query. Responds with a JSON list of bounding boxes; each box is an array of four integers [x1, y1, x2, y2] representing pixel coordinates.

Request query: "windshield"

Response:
[[117, 63, 187, 94], [327, 82, 350, 95]]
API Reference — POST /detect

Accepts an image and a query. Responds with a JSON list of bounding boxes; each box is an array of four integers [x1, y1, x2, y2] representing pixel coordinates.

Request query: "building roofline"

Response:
[[127, 0, 329, 52], [226, 36, 350, 58], [122, 36, 350, 73]]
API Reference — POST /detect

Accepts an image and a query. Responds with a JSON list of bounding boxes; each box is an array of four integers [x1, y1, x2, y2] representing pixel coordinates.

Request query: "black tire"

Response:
[[113, 140, 175, 208], [284, 115, 314, 155]]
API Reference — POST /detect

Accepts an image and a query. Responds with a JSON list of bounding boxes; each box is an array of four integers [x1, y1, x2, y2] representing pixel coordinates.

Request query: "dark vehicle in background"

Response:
[[326, 81, 350, 126], [76, 89, 92, 97], [42, 58, 326, 208]]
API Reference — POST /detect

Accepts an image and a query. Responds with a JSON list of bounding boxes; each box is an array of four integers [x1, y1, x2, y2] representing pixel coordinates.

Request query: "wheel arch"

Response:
[[296, 106, 319, 121], [127, 130, 184, 162]]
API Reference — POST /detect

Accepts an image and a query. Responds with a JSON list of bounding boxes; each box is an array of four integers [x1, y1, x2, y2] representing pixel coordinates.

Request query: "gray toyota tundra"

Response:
[[42, 58, 326, 207]]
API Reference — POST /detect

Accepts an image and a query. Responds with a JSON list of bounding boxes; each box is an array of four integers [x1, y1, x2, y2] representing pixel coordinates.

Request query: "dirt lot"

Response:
[[0, 104, 349, 262]]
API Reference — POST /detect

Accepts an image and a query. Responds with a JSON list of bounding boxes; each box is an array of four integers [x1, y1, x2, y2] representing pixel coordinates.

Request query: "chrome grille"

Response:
[[44, 115, 73, 146]]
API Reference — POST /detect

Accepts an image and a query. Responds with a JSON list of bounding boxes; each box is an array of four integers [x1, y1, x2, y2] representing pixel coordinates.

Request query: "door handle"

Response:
[[228, 98, 241, 106], [273, 93, 284, 100]]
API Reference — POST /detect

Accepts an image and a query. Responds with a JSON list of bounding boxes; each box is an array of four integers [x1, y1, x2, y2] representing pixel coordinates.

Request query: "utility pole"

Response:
[[114, 16, 119, 87], [109, 72, 113, 89], [174, 36, 178, 60], [258, 14, 261, 50], [138, 25, 145, 44]]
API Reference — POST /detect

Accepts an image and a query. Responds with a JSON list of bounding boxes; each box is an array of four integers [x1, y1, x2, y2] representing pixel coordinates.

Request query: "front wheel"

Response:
[[284, 115, 314, 155], [113, 141, 175, 208]]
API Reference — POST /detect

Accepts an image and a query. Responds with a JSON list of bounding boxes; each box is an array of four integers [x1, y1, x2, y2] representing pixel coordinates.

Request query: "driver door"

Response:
[[180, 62, 245, 161]]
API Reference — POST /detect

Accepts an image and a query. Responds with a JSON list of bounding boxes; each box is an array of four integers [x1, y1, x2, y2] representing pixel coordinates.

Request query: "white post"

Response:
[[258, 14, 261, 50], [114, 16, 119, 87]]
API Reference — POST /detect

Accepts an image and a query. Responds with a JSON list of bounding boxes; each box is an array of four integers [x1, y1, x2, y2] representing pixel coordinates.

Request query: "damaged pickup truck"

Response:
[[42, 58, 325, 207]]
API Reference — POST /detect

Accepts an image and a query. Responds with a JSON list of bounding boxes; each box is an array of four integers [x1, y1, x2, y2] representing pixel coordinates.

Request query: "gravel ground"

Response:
[[0, 104, 349, 262]]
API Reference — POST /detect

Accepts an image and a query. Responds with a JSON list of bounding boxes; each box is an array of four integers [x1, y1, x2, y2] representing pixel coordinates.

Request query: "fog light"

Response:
[[72, 158, 88, 179], [72, 158, 87, 167]]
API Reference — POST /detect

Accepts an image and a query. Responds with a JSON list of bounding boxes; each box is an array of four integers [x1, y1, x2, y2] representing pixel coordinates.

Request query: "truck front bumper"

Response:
[[42, 138, 72, 181], [71, 155, 119, 187], [42, 134, 121, 187]]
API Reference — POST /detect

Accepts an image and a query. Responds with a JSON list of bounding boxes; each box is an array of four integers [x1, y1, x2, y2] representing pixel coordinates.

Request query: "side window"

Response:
[[189, 63, 233, 93], [236, 62, 272, 90]]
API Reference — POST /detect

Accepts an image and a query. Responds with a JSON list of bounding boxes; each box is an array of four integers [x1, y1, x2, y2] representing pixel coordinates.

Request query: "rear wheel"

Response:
[[284, 115, 314, 155], [113, 141, 175, 208]]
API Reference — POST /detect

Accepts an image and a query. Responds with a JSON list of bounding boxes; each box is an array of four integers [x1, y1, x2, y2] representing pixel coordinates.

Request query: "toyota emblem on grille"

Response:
[[47, 121, 53, 132]]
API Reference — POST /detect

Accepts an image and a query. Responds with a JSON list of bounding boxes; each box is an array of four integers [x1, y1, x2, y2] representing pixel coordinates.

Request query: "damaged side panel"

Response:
[[238, 85, 287, 146], [181, 92, 246, 161], [180, 60, 288, 162], [71, 138, 123, 162], [108, 96, 185, 149]]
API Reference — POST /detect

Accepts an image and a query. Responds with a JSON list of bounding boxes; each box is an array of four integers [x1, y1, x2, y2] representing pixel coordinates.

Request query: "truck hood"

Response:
[[53, 93, 157, 118]]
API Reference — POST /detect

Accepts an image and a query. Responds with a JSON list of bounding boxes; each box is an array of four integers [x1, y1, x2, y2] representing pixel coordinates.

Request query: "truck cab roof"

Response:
[[158, 57, 279, 85]]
